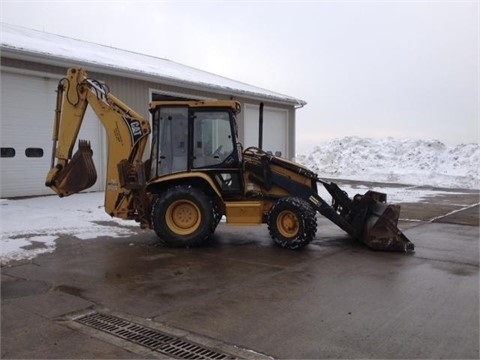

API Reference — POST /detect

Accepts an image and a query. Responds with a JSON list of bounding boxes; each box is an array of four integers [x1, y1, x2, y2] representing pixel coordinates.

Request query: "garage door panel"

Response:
[[1, 72, 103, 197]]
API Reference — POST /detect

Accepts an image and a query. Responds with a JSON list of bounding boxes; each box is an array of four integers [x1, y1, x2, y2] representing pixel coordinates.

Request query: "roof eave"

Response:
[[1, 46, 307, 107]]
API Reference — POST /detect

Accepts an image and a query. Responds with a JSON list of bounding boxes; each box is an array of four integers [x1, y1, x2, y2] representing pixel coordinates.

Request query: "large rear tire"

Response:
[[267, 197, 317, 250], [152, 185, 214, 247]]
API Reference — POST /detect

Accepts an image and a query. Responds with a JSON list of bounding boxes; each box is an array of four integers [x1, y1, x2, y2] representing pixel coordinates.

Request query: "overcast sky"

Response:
[[1, 0, 478, 152]]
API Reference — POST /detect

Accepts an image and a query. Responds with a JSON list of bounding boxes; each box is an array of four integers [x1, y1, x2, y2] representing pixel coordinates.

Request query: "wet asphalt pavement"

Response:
[[1, 184, 479, 359]]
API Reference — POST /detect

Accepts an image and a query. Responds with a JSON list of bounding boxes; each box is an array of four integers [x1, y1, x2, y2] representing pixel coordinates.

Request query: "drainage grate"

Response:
[[75, 312, 236, 359]]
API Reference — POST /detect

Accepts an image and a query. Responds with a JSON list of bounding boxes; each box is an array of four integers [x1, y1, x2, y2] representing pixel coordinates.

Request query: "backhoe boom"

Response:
[[46, 68, 151, 225]]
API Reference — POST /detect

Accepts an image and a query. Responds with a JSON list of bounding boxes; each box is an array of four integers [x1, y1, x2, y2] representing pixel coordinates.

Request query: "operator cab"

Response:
[[149, 101, 243, 194]]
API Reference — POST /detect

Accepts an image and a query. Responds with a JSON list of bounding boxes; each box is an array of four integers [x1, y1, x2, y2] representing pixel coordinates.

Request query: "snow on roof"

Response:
[[0, 23, 306, 106]]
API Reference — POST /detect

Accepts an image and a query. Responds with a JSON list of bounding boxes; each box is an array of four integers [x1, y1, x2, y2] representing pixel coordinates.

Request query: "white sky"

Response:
[[1, 0, 478, 152]]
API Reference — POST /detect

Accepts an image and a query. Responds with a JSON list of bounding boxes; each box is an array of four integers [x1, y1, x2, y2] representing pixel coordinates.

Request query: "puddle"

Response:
[[1, 279, 51, 299], [54, 284, 85, 297]]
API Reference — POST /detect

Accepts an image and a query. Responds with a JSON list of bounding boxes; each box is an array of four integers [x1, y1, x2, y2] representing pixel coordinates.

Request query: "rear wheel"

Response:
[[152, 185, 214, 247], [267, 197, 317, 250]]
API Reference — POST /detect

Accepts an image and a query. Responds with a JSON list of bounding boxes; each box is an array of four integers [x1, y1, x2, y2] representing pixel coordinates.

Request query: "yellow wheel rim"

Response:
[[276, 210, 300, 239], [166, 200, 201, 235]]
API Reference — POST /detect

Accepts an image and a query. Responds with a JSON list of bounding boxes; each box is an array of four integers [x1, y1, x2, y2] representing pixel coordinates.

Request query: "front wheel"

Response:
[[267, 197, 317, 250], [152, 185, 214, 247]]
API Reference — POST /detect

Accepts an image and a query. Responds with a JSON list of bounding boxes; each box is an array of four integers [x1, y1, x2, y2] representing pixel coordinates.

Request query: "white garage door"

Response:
[[244, 104, 288, 158], [0, 71, 104, 197]]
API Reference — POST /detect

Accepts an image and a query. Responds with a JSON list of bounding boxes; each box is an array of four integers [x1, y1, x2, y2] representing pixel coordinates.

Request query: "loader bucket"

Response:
[[357, 192, 414, 252], [50, 140, 97, 196]]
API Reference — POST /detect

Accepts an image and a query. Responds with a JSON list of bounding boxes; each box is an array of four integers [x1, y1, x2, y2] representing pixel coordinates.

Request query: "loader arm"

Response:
[[243, 148, 414, 252], [45, 68, 151, 224]]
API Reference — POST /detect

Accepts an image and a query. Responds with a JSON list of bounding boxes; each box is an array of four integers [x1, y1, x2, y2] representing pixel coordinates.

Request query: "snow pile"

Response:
[[296, 137, 479, 190]]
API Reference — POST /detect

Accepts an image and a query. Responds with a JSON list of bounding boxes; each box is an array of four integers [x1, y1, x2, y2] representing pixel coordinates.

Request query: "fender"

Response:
[[146, 172, 223, 199]]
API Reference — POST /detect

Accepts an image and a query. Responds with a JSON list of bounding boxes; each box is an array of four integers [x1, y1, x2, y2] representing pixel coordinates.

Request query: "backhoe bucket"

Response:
[[358, 192, 414, 252], [49, 140, 97, 196]]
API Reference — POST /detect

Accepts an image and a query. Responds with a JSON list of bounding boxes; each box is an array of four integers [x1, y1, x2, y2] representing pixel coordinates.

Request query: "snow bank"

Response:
[[296, 137, 479, 190], [0, 193, 138, 265]]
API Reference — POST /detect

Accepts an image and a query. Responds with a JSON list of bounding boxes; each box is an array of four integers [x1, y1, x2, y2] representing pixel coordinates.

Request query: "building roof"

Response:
[[0, 23, 306, 106]]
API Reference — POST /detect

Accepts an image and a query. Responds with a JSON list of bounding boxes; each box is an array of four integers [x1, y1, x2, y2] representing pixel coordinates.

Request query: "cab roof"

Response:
[[149, 100, 241, 114]]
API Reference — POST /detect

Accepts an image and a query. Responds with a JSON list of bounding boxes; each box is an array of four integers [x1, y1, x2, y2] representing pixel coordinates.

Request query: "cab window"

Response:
[[152, 106, 189, 176], [192, 111, 235, 168]]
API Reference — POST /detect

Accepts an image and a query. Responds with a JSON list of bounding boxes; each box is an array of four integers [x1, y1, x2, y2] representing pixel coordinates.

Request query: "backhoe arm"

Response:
[[46, 68, 151, 224]]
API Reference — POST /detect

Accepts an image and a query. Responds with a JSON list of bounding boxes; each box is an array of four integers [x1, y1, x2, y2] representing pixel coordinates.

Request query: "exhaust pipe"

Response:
[[258, 102, 264, 150]]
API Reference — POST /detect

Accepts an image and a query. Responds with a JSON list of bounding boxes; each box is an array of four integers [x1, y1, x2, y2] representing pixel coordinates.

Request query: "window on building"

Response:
[[151, 93, 197, 101], [1, 147, 15, 158], [25, 148, 44, 158]]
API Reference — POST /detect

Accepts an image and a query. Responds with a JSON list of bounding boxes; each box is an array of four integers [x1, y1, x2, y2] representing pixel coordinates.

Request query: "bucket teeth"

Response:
[[318, 184, 414, 252], [52, 140, 97, 196]]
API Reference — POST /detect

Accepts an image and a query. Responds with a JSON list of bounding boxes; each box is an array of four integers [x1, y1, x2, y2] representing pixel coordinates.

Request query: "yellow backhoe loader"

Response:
[[46, 68, 414, 252]]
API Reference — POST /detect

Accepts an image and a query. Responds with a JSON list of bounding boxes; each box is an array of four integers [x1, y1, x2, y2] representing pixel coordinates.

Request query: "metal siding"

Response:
[[1, 58, 297, 195], [89, 72, 150, 120], [1, 57, 297, 148]]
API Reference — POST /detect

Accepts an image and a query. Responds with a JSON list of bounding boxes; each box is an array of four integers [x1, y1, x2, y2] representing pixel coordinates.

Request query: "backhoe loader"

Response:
[[46, 68, 414, 252]]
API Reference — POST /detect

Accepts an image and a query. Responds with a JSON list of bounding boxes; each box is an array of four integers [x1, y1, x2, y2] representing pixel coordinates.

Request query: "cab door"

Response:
[[150, 106, 189, 177], [191, 109, 242, 196]]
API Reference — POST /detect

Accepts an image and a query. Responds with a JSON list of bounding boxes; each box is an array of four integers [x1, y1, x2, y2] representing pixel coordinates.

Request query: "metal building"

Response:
[[0, 23, 306, 197]]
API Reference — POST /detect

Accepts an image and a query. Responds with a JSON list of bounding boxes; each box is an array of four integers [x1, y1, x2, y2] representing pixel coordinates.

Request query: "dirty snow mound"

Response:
[[296, 137, 479, 189]]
